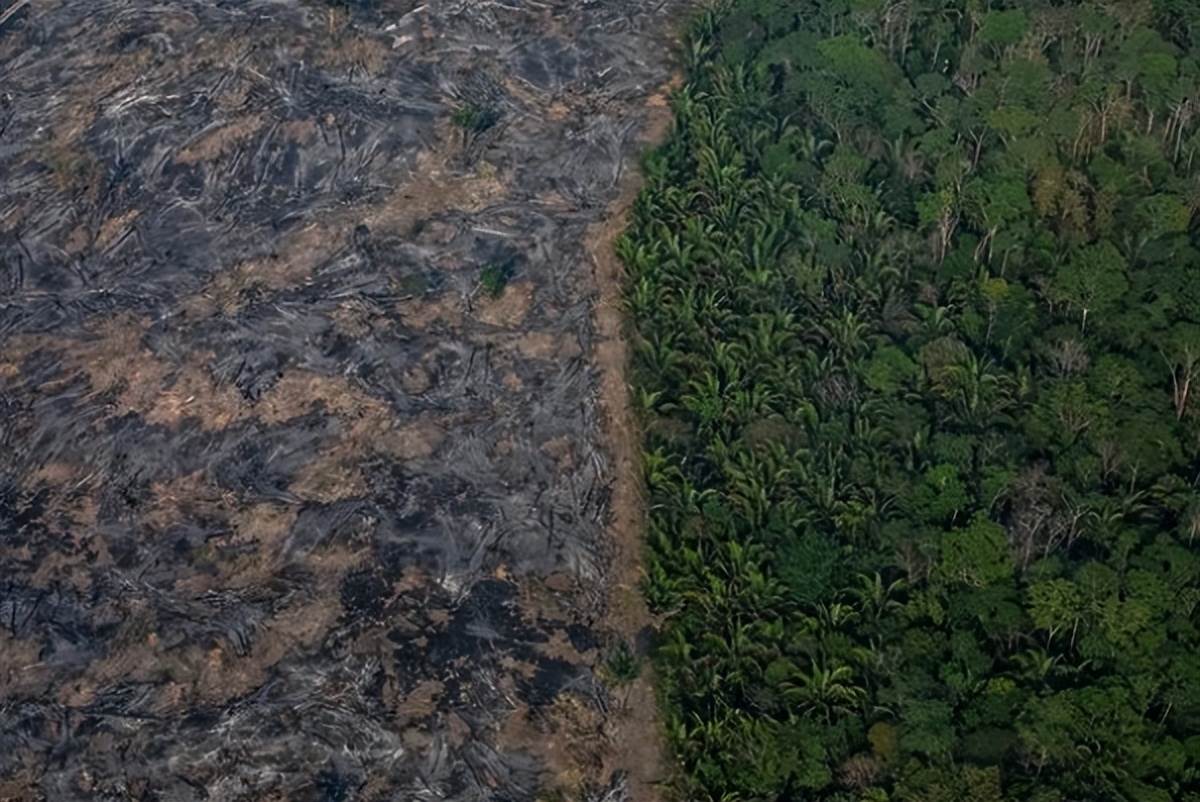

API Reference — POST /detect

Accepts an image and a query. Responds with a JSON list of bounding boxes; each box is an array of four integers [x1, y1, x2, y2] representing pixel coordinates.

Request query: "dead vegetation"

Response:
[[0, 0, 682, 799]]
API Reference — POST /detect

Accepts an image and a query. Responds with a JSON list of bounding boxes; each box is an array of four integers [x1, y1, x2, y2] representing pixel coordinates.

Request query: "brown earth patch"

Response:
[[512, 330, 582, 361], [29, 543, 110, 593], [94, 209, 141, 252], [317, 33, 390, 77], [259, 371, 448, 458], [40, 136, 99, 196], [0, 634, 49, 701], [73, 313, 159, 395], [143, 471, 232, 530], [96, 549, 356, 711], [279, 118, 319, 146], [185, 595, 344, 706], [400, 362, 434, 395], [231, 502, 298, 548], [500, 370, 523, 392], [476, 280, 535, 327], [395, 292, 464, 331], [176, 115, 265, 165], [364, 136, 508, 237], [269, 371, 435, 438], [582, 73, 684, 802], [538, 628, 593, 663], [169, 501, 301, 594], [267, 371, 446, 502], [499, 655, 539, 680], [0, 771, 40, 802], [330, 298, 394, 339], [59, 603, 161, 702], [32, 45, 159, 199], [17, 315, 240, 430], [289, 445, 368, 504], [393, 679, 444, 721], [30, 461, 78, 486], [257, 371, 383, 424], [498, 695, 608, 797], [376, 418, 446, 461], [180, 223, 344, 318], [143, 357, 247, 430], [539, 436, 577, 471]]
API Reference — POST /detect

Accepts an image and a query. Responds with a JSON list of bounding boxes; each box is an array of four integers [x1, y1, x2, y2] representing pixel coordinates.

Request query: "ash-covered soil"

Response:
[[0, 1, 677, 799]]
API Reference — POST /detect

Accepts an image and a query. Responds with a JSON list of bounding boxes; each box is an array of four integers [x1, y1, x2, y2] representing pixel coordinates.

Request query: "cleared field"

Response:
[[0, 1, 678, 799]]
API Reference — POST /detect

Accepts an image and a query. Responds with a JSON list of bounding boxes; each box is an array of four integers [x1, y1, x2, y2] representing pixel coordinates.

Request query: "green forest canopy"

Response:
[[620, 1, 1200, 800]]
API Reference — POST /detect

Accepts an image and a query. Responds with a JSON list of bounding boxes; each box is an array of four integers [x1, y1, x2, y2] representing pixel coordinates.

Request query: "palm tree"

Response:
[[643, 447, 684, 493], [818, 310, 872, 367], [846, 571, 908, 624], [796, 128, 836, 164], [935, 351, 1015, 431], [783, 660, 868, 722]]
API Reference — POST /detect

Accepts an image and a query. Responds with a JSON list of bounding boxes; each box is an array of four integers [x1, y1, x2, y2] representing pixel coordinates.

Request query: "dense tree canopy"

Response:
[[622, 1, 1200, 800]]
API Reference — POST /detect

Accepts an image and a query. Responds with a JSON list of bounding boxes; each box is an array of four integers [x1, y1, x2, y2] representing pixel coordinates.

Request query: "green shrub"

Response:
[[478, 263, 511, 297], [452, 102, 501, 135], [601, 640, 641, 687]]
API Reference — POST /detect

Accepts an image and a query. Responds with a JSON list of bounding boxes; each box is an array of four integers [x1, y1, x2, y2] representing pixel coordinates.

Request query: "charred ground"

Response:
[[0, 1, 678, 799]]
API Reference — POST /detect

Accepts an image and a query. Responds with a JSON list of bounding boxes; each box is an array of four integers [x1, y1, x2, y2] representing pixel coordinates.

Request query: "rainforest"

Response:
[[622, 1, 1200, 800]]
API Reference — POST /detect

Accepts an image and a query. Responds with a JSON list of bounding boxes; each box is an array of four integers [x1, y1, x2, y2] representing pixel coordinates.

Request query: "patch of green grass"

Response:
[[478, 263, 511, 298], [452, 102, 501, 135], [394, 271, 432, 296], [600, 639, 641, 687]]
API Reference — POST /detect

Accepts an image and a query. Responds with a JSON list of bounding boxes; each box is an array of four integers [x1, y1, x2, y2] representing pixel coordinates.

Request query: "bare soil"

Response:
[[585, 76, 683, 802]]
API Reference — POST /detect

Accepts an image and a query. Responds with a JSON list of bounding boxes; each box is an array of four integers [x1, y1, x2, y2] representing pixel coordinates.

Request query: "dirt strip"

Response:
[[587, 77, 682, 802]]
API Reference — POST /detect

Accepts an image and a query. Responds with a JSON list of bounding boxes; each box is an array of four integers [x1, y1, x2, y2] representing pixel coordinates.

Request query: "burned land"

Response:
[[0, 1, 677, 799]]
